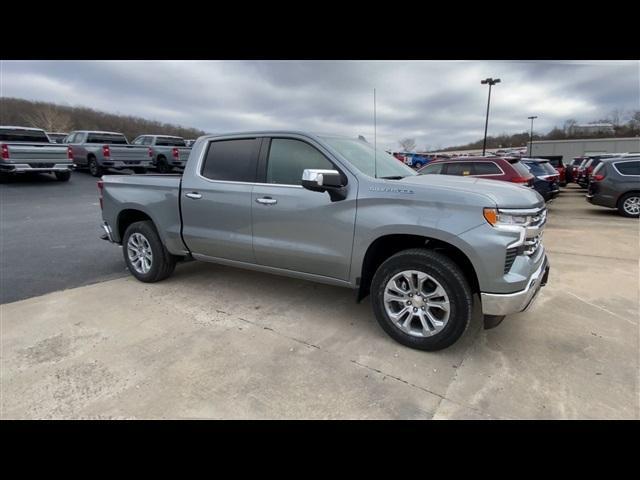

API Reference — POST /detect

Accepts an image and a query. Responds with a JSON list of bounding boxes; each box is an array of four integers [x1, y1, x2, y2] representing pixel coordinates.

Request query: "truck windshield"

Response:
[[321, 136, 417, 178], [156, 137, 186, 147], [87, 133, 128, 144], [0, 128, 50, 142]]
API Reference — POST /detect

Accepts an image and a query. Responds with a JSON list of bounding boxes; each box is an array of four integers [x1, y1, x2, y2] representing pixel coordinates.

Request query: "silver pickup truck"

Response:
[[99, 131, 550, 351], [0, 126, 73, 181], [132, 135, 191, 173], [66, 130, 152, 177]]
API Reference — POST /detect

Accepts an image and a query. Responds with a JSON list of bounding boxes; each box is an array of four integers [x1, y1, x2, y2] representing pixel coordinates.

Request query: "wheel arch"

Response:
[[356, 233, 480, 302]]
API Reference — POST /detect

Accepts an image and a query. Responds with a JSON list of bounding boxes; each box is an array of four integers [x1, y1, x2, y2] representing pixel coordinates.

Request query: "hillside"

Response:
[[0, 97, 207, 141]]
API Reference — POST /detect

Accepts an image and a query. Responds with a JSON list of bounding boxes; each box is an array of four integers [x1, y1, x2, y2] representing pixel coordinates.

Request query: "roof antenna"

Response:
[[374, 87, 377, 178]]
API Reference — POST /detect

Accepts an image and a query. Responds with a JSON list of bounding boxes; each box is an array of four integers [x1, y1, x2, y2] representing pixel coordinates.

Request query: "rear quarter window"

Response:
[[473, 162, 502, 175], [614, 161, 640, 176], [509, 160, 532, 177]]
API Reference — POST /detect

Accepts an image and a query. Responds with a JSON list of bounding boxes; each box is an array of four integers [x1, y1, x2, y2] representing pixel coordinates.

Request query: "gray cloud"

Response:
[[1, 60, 638, 150]]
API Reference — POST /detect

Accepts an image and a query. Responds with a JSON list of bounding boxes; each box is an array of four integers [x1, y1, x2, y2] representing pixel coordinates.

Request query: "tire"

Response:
[[88, 156, 103, 177], [617, 192, 640, 218], [132, 167, 147, 174], [55, 171, 71, 182], [122, 220, 177, 282], [371, 248, 473, 351], [156, 156, 171, 174]]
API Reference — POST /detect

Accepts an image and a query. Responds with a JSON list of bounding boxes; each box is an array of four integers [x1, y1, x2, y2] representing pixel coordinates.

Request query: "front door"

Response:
[[251, 137, 357, 280], [181, 137, 261, 263]]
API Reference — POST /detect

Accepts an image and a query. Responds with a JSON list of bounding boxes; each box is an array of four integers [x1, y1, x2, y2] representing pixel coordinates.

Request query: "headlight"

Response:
[[483, 208, 531, 227]]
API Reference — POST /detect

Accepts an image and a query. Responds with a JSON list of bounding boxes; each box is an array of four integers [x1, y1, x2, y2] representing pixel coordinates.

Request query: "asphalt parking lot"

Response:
[[1, 179, 638, 419]]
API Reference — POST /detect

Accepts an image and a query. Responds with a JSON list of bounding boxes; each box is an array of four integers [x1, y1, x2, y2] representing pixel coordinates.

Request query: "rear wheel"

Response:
[[618, 192, 640, 218], [88, 157, 103, 177], [156, 156, 171, 174], [371, 248, 473, 351], [55, 171, 71, 181], [122, 221, 177, 282]]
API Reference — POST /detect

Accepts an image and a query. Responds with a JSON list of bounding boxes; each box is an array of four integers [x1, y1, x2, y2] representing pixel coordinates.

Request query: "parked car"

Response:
[[65, 130, 152, 177], [587, 156, 640, 217], [567, 157, 585, 184], [576, 154, 619, 188], [132, 135, 192, 173], [536, 156, 566, 186], [99, 132, 549, 351], [0, 126, 73, 181], [521, 159, 560, 202], [418, 156, 535, 188], [46, 132, 68, 144]]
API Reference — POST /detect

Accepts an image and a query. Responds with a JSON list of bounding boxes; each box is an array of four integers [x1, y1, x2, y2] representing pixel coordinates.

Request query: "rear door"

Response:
[[180, 137, 261, 263], [251, 136, 357, 280]]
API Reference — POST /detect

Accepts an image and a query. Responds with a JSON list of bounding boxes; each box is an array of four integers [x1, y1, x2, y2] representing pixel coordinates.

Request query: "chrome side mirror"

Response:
[[301, 169, 346, 201]]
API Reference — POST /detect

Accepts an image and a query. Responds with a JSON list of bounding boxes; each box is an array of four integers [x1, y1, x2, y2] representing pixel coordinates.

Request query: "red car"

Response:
[[417, 156, 535, 187]]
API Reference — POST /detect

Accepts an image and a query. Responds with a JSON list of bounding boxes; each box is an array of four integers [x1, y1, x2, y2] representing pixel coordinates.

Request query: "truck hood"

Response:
[[397, 174, 545, 209]]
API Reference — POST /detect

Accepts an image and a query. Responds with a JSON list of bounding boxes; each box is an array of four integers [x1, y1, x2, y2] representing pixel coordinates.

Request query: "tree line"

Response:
[[0, 97, 207, 141]]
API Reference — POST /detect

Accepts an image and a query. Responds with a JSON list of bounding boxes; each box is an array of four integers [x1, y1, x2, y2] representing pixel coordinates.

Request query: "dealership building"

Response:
[[528, 137, 640, 161]]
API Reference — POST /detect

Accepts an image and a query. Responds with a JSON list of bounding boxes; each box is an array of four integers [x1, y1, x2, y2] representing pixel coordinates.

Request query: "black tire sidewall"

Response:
[[371, 249, 472, 351], [122, 221, 171, 282], [89, 157, 101, 177]]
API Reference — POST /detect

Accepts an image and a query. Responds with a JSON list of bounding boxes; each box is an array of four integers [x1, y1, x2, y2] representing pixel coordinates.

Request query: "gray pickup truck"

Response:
[[0, 126, 73, 181], [66, 130, 152, 177], [132, 135, 191, 173], [99, 131, 550, 351]]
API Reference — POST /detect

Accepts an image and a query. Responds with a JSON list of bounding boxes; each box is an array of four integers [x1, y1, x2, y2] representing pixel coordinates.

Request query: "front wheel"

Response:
[[55, 171, 71, 181], [122, 220, 177, 282], [371, 249, 473, 351], [618, 192, 640, 218]]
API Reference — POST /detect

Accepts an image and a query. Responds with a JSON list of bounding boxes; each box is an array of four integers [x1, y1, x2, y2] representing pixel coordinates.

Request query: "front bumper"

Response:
[[481, 255, 550, 316], [0, 163, 74, 173]]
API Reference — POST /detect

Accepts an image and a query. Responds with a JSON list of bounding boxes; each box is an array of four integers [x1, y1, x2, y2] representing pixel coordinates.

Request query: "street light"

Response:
[[480, 77, 500, 156], [528, 116, 538, 157]]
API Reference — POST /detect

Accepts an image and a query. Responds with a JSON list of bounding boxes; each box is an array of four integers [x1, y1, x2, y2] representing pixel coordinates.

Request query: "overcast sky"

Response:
[[1, 60, 638, 149]]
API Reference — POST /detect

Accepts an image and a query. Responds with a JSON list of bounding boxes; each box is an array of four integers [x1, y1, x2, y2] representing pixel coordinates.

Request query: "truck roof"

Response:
[[199, 131, 354, 141], [73, 130, 124, 135], [0, 125, 46, 132]]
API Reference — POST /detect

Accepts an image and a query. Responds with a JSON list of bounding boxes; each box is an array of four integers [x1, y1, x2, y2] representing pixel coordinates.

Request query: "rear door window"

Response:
[[614, 161, 640, 176], [444, 162, 474, 176], [201, 138, 260, 182]]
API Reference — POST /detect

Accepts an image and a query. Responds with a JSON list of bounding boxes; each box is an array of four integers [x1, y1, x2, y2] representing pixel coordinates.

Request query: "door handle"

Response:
[[185, 192, 202, 199], [256, 197, 277, 205]]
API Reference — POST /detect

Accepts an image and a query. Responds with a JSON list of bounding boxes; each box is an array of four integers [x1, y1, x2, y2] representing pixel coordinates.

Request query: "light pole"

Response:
[[528, 116, 538, 157], [481, 77, 500, 156]]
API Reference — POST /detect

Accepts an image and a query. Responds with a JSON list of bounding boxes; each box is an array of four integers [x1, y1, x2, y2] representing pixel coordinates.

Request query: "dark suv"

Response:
[[587, 156, 640, 217], [521, 158, 560, 202], [418, 156, 535, 187]]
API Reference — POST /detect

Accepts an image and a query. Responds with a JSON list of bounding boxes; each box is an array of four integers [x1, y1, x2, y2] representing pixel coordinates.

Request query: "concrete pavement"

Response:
[[1, 185, 638, 419]]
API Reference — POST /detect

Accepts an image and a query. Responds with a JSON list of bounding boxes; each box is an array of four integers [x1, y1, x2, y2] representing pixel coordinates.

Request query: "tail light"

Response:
[[148, 147, 153, 157], [172, 148, 180, 160], [97, 180, 104, 210], [102, 145, 110, 158], [67, 146, 74, 160], [1, 144, 9, 160], [511, 176, 531, 184], [592, 172, 607, 182]]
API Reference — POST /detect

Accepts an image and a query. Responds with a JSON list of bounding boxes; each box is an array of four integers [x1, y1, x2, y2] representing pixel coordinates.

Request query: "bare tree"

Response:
[[398, 138, 416, 152], [23, 105, 73, 133], [563, 119, 577, 134]]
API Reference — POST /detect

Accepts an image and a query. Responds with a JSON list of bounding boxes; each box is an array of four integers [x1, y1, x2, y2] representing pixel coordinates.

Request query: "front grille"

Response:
[[504, 247, 518, 273]]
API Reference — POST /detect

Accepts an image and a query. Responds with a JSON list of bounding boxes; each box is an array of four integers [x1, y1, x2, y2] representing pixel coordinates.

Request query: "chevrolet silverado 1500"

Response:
[[132, 135, 191, 173], [99, 131, 550, 351]]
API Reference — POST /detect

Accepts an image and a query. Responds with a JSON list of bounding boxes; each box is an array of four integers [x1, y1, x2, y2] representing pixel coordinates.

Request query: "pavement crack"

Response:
[[236, 317, 320, 350], [565, 291, 638, 325]]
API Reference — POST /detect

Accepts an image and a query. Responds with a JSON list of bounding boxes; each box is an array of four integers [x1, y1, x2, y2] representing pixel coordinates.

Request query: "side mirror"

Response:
[[302, 169, 347, 201]]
